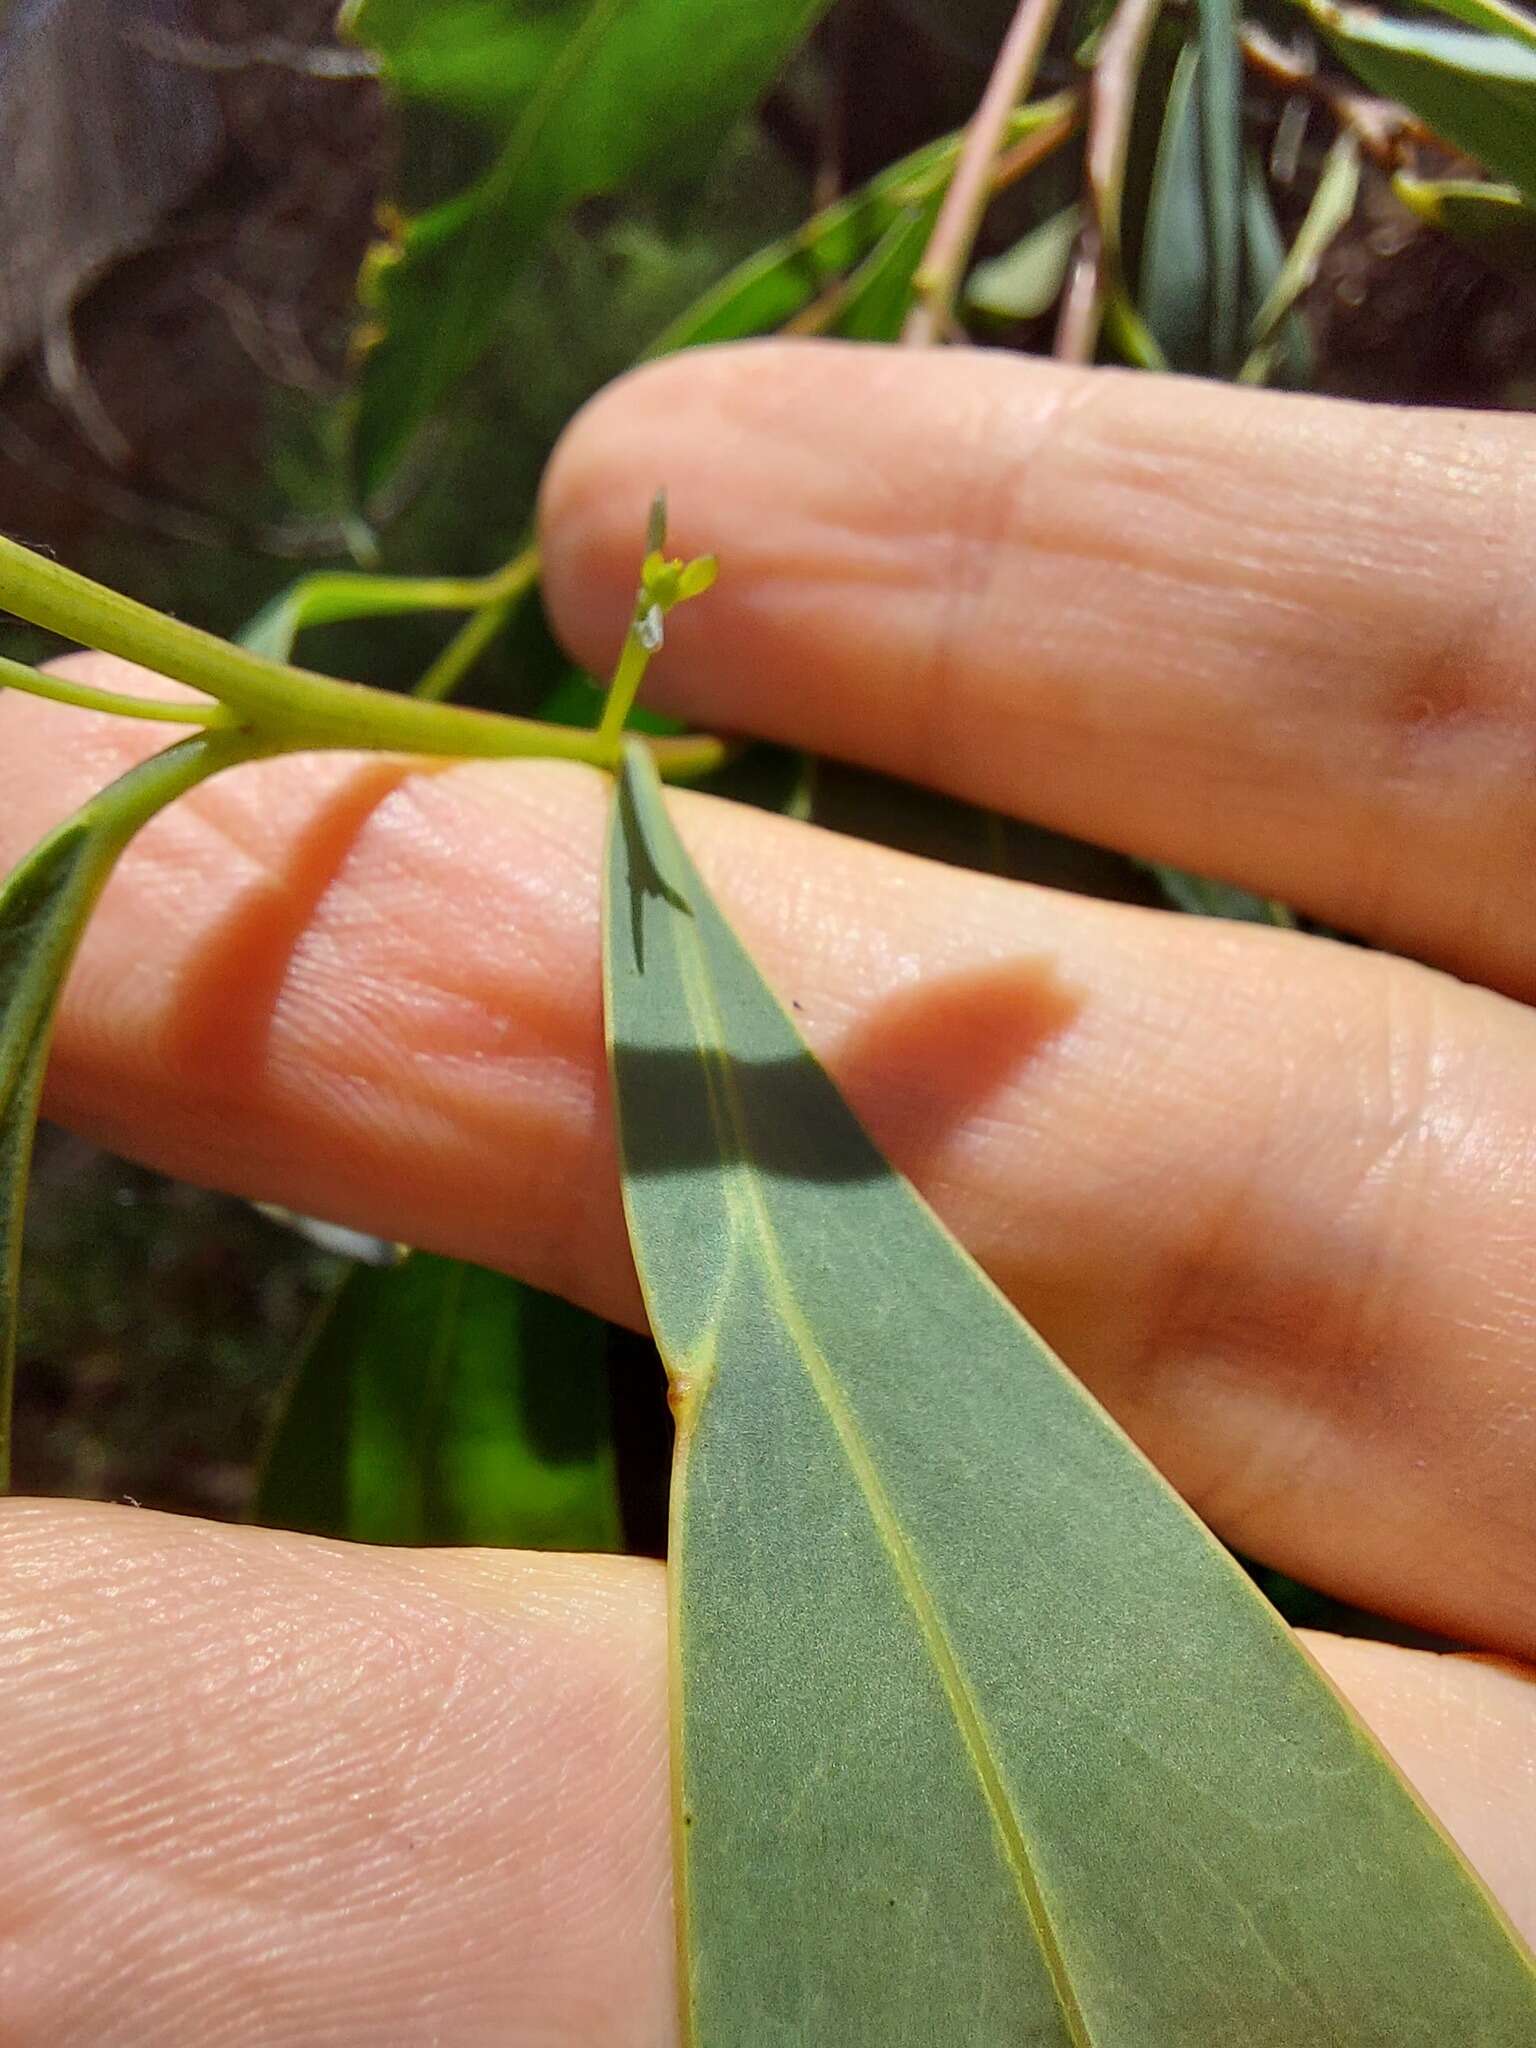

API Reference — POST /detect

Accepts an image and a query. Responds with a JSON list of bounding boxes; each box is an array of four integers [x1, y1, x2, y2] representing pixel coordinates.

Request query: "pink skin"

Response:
[[0, 344, 1532, 2039]]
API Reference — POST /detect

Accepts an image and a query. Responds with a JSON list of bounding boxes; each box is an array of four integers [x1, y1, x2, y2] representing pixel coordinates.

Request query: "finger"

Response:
[[5, 680, 1536, 1653], [540, 342, 1536, 999], [0, 1498, 673, 2047], [0, 1501, 1530, 2048], [1304, 1632, 1536, 1947]]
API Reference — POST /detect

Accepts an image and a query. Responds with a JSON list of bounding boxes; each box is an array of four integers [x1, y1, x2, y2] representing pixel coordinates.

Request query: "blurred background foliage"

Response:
[[2, 0, 1533, 1590]]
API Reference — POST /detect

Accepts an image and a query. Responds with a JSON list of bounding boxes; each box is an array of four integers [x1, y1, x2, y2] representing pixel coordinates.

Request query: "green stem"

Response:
[[414, 593, 512, 704], [0, 530, 593, 765], [0, 531, 721, 777], [413, 543, 541, 703], [594, 626, 656, 763], [0, 654, 233, 728]]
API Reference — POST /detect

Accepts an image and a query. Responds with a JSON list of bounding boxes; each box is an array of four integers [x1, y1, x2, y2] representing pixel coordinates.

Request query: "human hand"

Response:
[[1, 344, 1532, 2040]]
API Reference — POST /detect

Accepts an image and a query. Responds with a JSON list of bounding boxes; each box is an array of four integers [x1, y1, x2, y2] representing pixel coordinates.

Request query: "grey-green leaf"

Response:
[[1294, 0, 1536, 200], [1236, 153, 1314, 389], [604, 740, 1535, 2045], [1138, 40, 1210, 369], [1195, 0, 1245, 372], [256, 1251, 622, 1550]]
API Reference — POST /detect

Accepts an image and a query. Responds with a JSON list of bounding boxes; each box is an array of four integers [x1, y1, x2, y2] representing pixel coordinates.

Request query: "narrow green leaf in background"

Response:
[[1295, 0, 1536, 200], [646, 99, 1075, 356], [1402, 0, 1536, 50], [1149, 862, 1297, 923], [1195, 0, 1244, 372], [349, 0, 835, 497], [1138, 40, 1210, 369], [1395, 171, 1536, 267], [1236, 154, 1314, 390], [641, 136, 950, 356], [257, 1251, 622, 1550], [1, 733, 257, 1484], [826, 200, 946, 341], [1240, 130, 1360, 384], [604, 739, 1536, 2045]]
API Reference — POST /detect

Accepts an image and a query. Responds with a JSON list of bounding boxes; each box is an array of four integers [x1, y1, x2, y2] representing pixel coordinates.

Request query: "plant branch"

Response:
[[0, 531, 672, 770], [989, 89, 1085, 189], [902, 0, 1068, 345], [1054, 0, 1166, 363], [413, 543, 540, 703]]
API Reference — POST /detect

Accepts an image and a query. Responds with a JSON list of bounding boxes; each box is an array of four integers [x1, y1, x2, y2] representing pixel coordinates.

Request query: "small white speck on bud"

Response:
[[637, 604, 665, 654]]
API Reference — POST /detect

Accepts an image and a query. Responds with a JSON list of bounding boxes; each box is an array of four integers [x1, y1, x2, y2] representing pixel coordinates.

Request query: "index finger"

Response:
[[541, 343, 1536, 999]]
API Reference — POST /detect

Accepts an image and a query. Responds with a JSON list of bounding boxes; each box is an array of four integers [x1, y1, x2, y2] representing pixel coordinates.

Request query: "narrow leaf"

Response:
[[1294, 0, 1536, 200], [1236, 153, 1314, 389], [1, 733, 252, 1483], [1137, 40, 1211, 369], [1240, 132, 1359, 382], [1395, 171, 1536, 267], [1195, 0, 1245, 371], [644, 100, 1075, 358], [604, 740, 1535, 2045], [350, 0, 834, 496], [1402, 0, 1536, 49], [1151, 862, 1297, 923], [828, 202, 942, 342], [257, 1252, 622, 1550]]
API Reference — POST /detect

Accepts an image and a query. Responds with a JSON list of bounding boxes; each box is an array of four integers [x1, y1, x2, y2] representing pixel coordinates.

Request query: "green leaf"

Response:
[[967, 204, 1083, 321], [350, 0, 834, 497], [339, 0, 578, 126], [1195, 0, 1244, 372], [1138, 40, 1210, 368], [1395, 171, 1536, 267], [604, 739, 1536, 2045], [1236, 154, 1314, 389], [1150, 862, 1297, 924], [257, 1252, 622, 1549], [1294, 0, 1536, 200], [643, 100, 1073, 358], [1402, 0, 1536, 49], [1240, 132, 1359, 384], [827, 201, 943, 342], [1, 734, 254, 1484]]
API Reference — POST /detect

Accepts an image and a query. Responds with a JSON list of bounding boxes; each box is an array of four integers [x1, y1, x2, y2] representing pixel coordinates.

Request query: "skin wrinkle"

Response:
[[0, 1506, 676, 2047], [916, 366, 1108, 778]]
